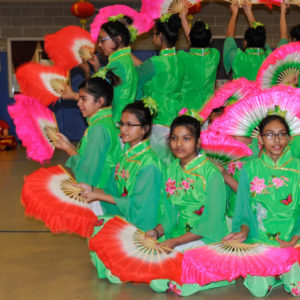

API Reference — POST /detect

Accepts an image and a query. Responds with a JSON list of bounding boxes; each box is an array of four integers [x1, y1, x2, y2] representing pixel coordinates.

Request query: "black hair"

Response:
[[78, 70, 120, 107], [189, 20, 212, 48], [155, 13, 181, 47], [258, 115, 290, 136], [290, 24, 300, 41], [122, 100, 153, 139], [101, 16, 133, 49], [170, 115, 201, 140], [244, 25, 266, 49]]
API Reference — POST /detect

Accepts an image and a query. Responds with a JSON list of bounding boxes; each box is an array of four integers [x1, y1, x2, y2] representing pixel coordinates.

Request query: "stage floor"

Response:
[[0, 146, 294, 299]]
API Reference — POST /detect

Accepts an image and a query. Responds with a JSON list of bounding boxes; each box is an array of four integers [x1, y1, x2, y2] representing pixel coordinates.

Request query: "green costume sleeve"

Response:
[[264, 44, 272, 52], [160, 197, 178, 237], [291, 135, 300, 158], [66, 125, 110, 187], [291, 213, 300, 237], [223, 37, 238, 74], [277, 38, 289, 48], [190, 172, 228, 242], [232, 167, 259, 240], [113, 164, 162, 231], [136, 59, 155, 99]]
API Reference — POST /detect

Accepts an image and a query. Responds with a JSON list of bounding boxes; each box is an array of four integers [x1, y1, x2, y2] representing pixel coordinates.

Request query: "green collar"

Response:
[[160, 47, 176, 56], [245, 48, 265, 55], [261, 147, 292, 168], [189, 48, 211, 56], [87, 107, 112, 126], [124, 139, 151, 160], [183, 153, 207, 171], [108, 47, 131, 63]]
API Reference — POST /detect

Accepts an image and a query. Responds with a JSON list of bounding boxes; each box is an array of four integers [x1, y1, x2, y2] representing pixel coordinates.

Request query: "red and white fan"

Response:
[[8, 94, 58, 164], [141, 0, 202, 19], [22, 165, 97, 238], [89, 216, 184, 284], [201, 130, 253, 164], [181, 240, 299, 286], [44, 26, 95, 71], [16, 62, 68, 106]]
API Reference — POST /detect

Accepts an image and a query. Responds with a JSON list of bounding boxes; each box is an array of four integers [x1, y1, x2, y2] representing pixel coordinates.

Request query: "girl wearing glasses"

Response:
[[224, 115, 300, 297], [55, 72, 122, 215]]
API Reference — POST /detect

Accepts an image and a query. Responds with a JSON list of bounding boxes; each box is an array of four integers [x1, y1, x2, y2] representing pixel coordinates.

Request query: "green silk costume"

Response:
[[103, 47, 137, 122], [291, 135, 300, 159], [232, 147, 300, 297], [177, 48, 220, 110], [137, 48, 184, 126], [223, 37, 272, 80]]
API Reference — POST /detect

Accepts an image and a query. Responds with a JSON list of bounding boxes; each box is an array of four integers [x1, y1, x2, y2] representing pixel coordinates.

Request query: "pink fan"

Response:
[[90, 5, 154, 43], [200, 130, 252, 164], [8, 94, 58, 164], [257, 42, 300, 89], [181, 240, 299, 286], [199, 78, 260, 122], [210, 85, 300, 138], [45, 26, 95, 71], [141, 0, 202, 19], [16, 62, 68, 106]]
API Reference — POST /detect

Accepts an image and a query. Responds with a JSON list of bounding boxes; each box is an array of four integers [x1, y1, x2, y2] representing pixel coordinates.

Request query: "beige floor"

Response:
[[0, 146, 294, 299]]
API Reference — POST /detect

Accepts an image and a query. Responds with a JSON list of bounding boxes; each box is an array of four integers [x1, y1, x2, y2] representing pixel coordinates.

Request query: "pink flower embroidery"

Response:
[[165, 179, 177, 195], [250, 177, 267, 194], [236, 161, 243, 169], [179, 108, 188, 116], [272, 177, 284, 188], [227, 162, 236, 175], [291, 287, 300, 296], [114, 163, 120, 176], [182, 180, 190, 189], [167, 282, 182, 295]]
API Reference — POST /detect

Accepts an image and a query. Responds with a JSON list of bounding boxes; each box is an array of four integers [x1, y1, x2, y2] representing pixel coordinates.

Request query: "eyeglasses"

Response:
[[117, 121, 144, 129], [98, 36, 111, 43], [261, 132, 289, 140]]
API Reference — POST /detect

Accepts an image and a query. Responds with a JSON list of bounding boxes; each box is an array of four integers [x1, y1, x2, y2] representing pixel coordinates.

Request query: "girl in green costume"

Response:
[[178, 9, 220, 111], [55, 72, 122, 216], [136, 14, 184, 166], [224, 115, 300, 297], [62, 17, 138, 123], [146, 115, 232, 296], [223, 1, 271, 80]]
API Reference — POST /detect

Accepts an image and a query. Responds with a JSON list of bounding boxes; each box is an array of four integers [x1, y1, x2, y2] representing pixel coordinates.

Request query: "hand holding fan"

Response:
[[16, 62, 68, 106], [8, 94, 58, 164], [181, 240, 299, 286], [22, 165, 97, 238], [88, 216, 184, 284], [45, 26, 95, 71]]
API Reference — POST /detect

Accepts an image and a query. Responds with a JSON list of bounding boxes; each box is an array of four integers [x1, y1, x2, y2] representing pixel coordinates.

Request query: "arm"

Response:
[[131, 53, 143, 66], [61, 85, 79, 101], [243, 1, 255, 27], [179, 6, 191, 43], [226, 1, 239, 38], [214, 162, 238, 192], [55, 133, 78, 156], [280, 2, 289, 42]]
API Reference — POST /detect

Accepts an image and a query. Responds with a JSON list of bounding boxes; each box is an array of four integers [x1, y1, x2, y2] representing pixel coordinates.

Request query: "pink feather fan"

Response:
[[201, 130, 253, 164], [90, 5, 154, 43], [16, 62, 68, 106], [45, 26, 95, 71], [210, 85, 300, 138], [181, 240, 299, 286], [8, 94, 58, 164], [199, 78, 260, 122]]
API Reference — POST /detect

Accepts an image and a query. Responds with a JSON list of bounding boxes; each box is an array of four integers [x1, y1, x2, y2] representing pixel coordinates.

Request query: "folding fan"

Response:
[[8, 94, 58, 164], [199, 78, 259, 122], [16, 62, 68, 106], [21, 165, 97, 238], [90, 5, 154, 43], [141, 0, 202, 20], [181, 240, 299, 286], [257, 42, 300, 89], [44, 26, 95, 71], [210, 85, 300, 138], [200, 130, 253, 164], [88, 216, 184, 284]]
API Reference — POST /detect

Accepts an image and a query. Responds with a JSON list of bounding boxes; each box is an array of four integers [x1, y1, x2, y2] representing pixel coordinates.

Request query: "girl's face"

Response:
[[169, 126, 199, 166], [119, 111, 148, 147], [97, 29, 117, 57], [77, 89, 102, 118], [258, 119, 290, 162]]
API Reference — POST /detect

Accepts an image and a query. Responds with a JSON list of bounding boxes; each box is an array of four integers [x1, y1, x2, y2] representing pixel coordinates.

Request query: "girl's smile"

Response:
[[77, 89, 101, 118]]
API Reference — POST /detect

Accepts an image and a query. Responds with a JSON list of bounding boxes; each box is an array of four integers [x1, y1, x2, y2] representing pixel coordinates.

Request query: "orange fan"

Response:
[[45, 26, 95, 71], [89, 216, 184, 284], [16, 62, 68, 106], [22, 165, 97, 238]]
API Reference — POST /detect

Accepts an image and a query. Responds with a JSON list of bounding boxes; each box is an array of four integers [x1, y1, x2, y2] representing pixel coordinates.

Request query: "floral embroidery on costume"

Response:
[[115, 163, 130, 181], [121, 187, 128, 197], [194, 206, 205, 216], [280, 194, 292, 206], [250, 176, 289, 197], [167, 282, 182, 295], [267, 232, 280, 241], [227, 160, 244, 175], [291, 281, 300, 296], [165, 178, 195, 197], [94, 218, 104, 227]]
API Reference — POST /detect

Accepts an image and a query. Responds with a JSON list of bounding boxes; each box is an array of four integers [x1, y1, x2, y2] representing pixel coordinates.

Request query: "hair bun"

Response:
[[168, 13, 181, 30], [193, 20, 206, 33], [123, 15, 133, 26]]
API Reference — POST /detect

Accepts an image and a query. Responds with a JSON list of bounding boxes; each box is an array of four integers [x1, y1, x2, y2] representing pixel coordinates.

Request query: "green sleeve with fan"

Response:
[[160, 153, 228, 244]]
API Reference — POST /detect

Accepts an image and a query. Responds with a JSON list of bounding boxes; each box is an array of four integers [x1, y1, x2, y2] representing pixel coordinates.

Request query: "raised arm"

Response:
[[243, 1, 255, 27], [226, 1, 239, 38], [280, 1, 288, 41], [179, 6, 191, 43]]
